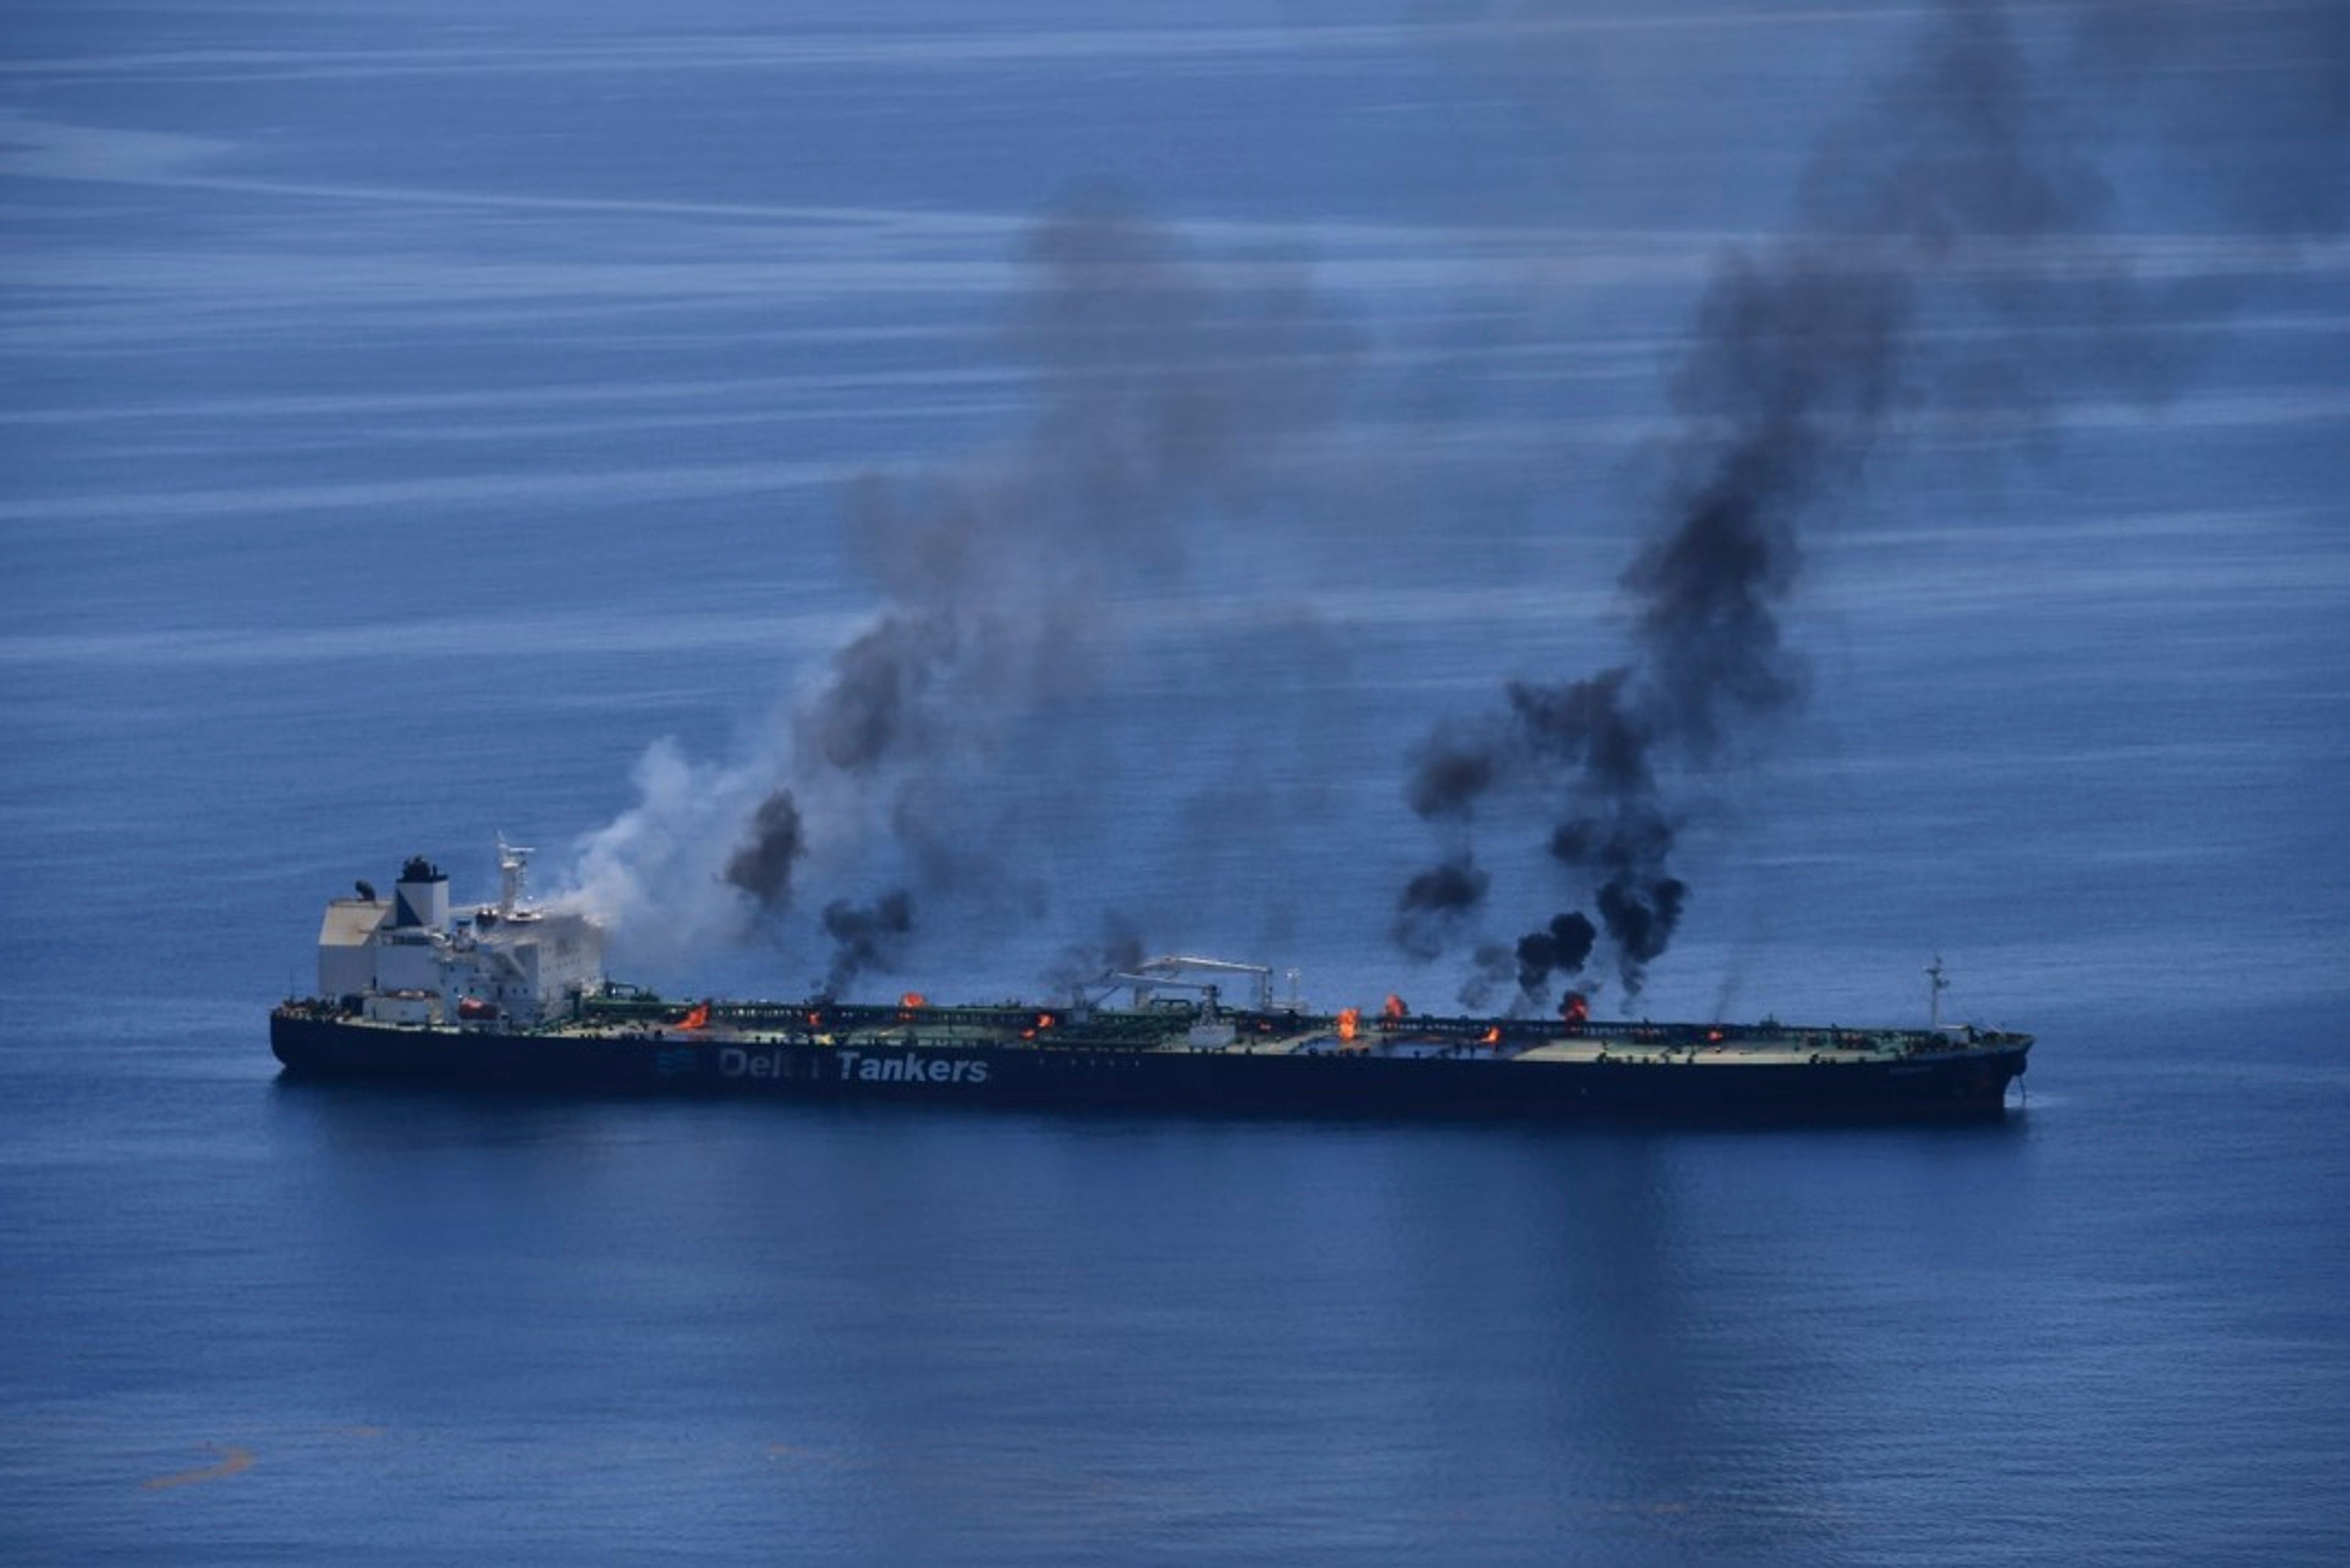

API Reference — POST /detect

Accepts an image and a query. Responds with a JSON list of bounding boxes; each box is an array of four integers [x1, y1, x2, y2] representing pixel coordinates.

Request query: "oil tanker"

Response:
[[269, 849, 2032, 1122]]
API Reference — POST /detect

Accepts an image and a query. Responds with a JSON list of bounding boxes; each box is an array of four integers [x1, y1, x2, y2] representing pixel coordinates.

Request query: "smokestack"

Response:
[[394, 856, 449, 932]]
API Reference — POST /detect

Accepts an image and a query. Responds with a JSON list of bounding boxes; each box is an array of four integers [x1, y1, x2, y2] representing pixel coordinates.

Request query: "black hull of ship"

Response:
[[269, 1015, 2025, 1124]]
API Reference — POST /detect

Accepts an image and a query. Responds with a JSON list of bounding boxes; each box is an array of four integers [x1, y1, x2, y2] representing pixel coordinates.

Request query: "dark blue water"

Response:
[[4, 2, 2347, 1561]]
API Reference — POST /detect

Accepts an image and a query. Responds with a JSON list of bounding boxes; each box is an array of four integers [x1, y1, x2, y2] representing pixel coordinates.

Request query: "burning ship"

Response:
[[269, 849, 2032, 1121]]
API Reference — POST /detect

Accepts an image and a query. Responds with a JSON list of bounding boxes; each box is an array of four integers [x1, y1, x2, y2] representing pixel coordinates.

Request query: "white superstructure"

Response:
[[312, 842, 604, 1026]]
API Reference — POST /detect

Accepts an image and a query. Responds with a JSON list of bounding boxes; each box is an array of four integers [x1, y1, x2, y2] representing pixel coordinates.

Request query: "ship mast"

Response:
[[1926, 955, 1949, 1031], [497, 835, 534, 917]]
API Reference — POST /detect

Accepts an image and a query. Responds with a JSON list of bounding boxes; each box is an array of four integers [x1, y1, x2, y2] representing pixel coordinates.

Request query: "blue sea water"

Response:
[[3, 2, 2347, 1562]]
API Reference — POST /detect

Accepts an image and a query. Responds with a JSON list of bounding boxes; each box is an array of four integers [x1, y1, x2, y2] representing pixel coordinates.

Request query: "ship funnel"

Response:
[[394, 856, 450, 930]]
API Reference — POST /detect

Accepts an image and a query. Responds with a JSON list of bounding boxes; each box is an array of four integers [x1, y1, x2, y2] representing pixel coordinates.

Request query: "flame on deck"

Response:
[[679, 1002, 711, 1031], [1561, 992, 1589, 1028], [1337, 1007, 1360, 1043], [1382, 994, 1408, 1023], [900, 992, 928, 1010]]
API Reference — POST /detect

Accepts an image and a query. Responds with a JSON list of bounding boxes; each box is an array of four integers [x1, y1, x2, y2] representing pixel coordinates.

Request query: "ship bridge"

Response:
[[310, 842, 604, 1026]]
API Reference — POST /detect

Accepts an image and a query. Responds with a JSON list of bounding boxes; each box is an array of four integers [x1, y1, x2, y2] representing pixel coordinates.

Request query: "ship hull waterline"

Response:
[[269, 1014, 2027, 1124]]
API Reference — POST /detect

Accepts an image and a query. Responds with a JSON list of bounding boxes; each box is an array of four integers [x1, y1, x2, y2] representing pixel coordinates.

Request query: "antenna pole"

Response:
[[1926, 955, 1949, 1031], [497, 835, 535, 917]]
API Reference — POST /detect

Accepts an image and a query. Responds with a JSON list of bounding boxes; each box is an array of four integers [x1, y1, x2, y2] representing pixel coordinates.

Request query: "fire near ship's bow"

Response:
[[270, 852, 2031, 1122]]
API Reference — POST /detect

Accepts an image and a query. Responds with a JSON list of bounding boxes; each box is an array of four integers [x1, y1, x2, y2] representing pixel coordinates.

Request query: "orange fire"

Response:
[[1561, 992, 1590, 1028], [1035, 1012, 1057, 1031], [1337, 1007, 1360, 1043], [679, 1002, 711, 1031], [1481, 1026, 1501, 1046], [1382, 994, 1408, 1023], [900, 992, 928, 1010]]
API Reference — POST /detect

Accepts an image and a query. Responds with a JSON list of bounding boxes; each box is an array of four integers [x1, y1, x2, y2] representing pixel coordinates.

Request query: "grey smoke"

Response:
[[2072, 1, 2349, 235], [1458, 943, 1519, 1013], [1046, 911, 1149, 1000], [799, 198, 1353, 784], [775, 195, 1354, 989], [567, 194, 1354, 991]]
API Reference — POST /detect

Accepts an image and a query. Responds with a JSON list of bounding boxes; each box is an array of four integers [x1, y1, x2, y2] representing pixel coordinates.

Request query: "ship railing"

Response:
[[572, 990, 1202, 1046]]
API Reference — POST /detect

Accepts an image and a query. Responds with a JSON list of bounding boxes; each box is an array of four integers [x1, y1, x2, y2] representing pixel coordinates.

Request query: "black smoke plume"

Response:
[[1396, 0, 2155, 999], [723, 788, 804, 910], [1514, 911, 1597, 998], [1391, 851, 1490, 961], [820, 890, 915, 997]]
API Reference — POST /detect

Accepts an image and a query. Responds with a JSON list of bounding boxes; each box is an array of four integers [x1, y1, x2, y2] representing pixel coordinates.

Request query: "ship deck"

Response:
[[511, 1006, 2019, 1068]]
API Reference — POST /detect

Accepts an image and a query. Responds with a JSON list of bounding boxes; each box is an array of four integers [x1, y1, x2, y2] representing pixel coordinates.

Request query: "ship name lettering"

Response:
[[715, 1047, 796, 1081], [837, 1051, 987, 1085]]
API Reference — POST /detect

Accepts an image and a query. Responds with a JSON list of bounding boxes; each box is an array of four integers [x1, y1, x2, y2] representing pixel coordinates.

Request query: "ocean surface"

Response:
[[3, 2, 2346, 1562]]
